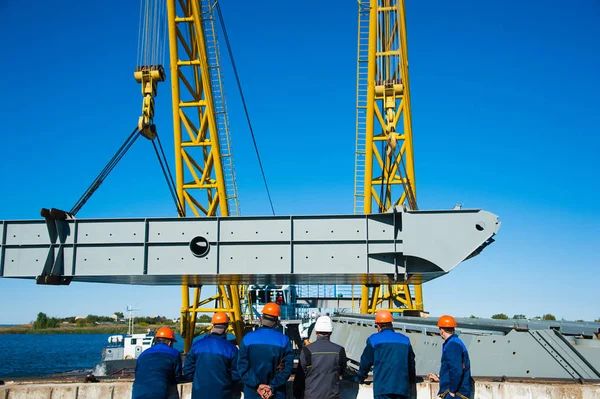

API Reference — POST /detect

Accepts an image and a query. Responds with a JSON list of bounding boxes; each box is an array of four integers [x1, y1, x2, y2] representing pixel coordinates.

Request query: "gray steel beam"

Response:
[[326, 314, 600, 380], [341, 313, 600, 338], [0, 208, 499, 285]]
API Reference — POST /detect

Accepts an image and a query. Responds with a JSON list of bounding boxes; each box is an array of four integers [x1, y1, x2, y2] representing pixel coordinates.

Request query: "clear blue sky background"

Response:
[[0, 1, 598, 324]]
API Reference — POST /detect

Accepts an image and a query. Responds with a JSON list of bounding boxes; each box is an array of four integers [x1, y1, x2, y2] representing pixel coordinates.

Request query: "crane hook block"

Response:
[[135, 65, 165, 137], [134, 65, 166, 97]]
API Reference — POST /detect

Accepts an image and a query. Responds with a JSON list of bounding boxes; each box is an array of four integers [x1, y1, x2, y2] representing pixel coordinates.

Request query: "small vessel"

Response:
[[95, 332, 155, 376], [94, 306, 156, 376]]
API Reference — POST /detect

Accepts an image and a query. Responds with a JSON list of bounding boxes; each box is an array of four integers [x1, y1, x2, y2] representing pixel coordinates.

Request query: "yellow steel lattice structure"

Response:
[[354, 0, 423, 314], [166, 0, 244, 351]]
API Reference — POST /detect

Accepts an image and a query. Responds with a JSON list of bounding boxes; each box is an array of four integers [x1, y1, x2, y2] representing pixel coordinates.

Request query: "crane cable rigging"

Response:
[[215, 2, 276, 216], [152, 133, 185, 217], [70, 127, 141, 216], [137, 0, 167, 67], [67, 125, 184, 218], [68, 0, 178, 218], [69, 0, 275, 218]]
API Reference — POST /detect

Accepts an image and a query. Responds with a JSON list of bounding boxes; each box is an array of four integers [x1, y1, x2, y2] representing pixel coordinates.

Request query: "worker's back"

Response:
[[295, 335, 347, 399], [132, 343, 182, 399], [357, 327, 415, 398], [183, 334, 239, 399], [237, 326, 293, 399]]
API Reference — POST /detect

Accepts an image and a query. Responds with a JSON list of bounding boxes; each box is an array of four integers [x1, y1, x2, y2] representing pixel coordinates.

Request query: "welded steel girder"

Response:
[[0, 207, 500, 285], [326, 314, 600, 380]]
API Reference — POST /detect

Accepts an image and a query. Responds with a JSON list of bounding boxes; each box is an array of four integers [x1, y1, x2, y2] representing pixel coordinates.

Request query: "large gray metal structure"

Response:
[[0, 207, 499, 285], [5, 206, 599, 381], [324, 314, 600, 380]]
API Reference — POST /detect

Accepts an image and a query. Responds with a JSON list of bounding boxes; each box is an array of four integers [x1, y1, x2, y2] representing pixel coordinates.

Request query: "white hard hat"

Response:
[[315, 316, 333, 333]]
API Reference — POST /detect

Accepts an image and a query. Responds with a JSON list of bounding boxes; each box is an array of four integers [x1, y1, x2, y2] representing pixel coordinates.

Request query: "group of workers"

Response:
[[131, 303, 471, 399]]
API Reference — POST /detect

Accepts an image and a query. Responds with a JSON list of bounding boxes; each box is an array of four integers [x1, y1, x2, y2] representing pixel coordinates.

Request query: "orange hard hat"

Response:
[[438, 315, 457, 328], [263, 302, 281, 317], [156, 327, 177, 341], [375, 310, 393, 324], [212, 312, 230, 325]]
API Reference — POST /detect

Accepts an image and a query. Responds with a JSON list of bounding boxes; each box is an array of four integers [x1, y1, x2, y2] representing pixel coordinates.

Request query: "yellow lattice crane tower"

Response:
[[166, 0, 244, 351], [135, 0, 244, 352], [354, 0, 423, 314], [134, 0, 421, 350]]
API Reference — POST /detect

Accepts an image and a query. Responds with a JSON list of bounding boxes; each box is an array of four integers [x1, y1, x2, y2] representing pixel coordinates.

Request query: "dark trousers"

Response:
[[375, 395, 408, 399]]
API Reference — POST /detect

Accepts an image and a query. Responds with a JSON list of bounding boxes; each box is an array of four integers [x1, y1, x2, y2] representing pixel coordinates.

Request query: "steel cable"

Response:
[[70, 127, 141, 216], [137, 0, 167, 67], [156, 134, 185, 216], [152, 136, 185, 217], [215, 2, 275, 216]]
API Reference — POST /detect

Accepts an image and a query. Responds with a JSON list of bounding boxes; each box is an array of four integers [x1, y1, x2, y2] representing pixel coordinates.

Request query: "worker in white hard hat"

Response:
[[293, 315, 347, 399]]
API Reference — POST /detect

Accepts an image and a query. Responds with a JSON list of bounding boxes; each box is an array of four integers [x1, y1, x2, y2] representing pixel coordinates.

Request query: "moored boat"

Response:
[[94, 332, 155, 376]]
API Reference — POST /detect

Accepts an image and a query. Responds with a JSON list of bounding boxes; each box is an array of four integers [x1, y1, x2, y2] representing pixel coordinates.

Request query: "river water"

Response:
[[0, 334, 184, 378]]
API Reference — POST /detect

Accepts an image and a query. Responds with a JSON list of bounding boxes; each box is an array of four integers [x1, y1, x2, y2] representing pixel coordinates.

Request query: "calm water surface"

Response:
[[0, 334, 184, 378]]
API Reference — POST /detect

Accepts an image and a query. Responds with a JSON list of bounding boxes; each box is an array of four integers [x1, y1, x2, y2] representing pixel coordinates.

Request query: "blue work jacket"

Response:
[[357, 327, 416, 397], [183, 333, 240, 399], [237, 326, 293, 399], [132, 343, 182, 399], [439, 334, 471, 397]]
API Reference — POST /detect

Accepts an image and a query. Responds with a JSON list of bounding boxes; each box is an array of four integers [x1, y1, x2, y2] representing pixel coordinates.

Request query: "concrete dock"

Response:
[[2, 378, 600, 398]]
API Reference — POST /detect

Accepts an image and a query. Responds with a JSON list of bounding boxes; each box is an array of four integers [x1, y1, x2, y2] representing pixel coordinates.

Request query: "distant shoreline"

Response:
[[0, 324, 174, 335]]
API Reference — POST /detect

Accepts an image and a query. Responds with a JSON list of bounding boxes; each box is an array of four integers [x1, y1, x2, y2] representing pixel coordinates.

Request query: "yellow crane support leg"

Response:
[[355, 0, 423, 315], [167, 0, 243, 352]]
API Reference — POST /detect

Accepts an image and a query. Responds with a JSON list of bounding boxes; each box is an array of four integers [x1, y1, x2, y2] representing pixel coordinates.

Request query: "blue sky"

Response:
[[0, 1, 598, 324]]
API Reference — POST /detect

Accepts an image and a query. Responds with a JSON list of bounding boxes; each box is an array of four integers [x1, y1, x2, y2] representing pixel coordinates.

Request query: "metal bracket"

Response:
[[36, 208, 73, 285]]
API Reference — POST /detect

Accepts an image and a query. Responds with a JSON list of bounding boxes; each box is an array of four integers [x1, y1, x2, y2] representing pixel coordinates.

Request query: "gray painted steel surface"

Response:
[[326, 314, 600, 380], [0, 208, 499, 285]]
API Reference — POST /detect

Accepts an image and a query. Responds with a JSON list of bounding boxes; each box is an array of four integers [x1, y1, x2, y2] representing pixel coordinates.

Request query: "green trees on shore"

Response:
[[483, 313, 560, 321], [33, 312, 59, 329], [29, 312, 598, 329], [31, 312, 175, 329]]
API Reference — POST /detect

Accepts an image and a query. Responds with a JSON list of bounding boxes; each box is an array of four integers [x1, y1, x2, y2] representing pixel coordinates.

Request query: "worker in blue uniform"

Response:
[[355, 310, 416, 399], [132, 327, 182, 399], [428, 315, 472, 399], [237, 302, 293, 399], [183, 312, 240, 398]]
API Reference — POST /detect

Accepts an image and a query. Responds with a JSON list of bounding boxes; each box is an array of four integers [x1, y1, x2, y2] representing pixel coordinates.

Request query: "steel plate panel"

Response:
[[5, 223, 52, 245], [147, 246, 217, 274], [294, 243, 366, 274], [77, 221, 145, 244], [367, 215, 396, 241], [293, 217, 365, 242], [219, 218, 290, 242], [3, 248, 48, 276], [75, 247, 144, 275], [220, 244, 290, 274], [148, 220, 217, 243]]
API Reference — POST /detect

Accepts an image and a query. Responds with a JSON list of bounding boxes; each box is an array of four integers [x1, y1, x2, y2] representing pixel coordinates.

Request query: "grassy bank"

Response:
[[0, 324, 177, 335]]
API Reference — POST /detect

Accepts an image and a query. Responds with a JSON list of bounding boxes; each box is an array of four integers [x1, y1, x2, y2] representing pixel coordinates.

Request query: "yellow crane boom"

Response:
[[355, 0, 423, 313], [165, 0, 242, 351]]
